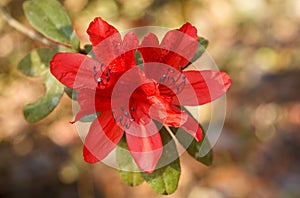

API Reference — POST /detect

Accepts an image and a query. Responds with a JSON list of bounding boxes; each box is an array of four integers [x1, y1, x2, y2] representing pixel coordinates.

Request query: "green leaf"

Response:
[[142, 127, 181, 195], [116, 137, 144, 186], [23, 0, 73, 44], [18, 48, 57, 76], [170, 106, 213, 166], [23, 72, 64, 122], [79, 112, 101, 122], [18, 48, 64, 122], [189, 36, 209, 64], [134, 50, 143, 70], [82, 44, 92, 54], [187, 134, 213, 166], [70, 31, 80, 52], [170, 126, 213, 166], [64, 87, 78, 100]]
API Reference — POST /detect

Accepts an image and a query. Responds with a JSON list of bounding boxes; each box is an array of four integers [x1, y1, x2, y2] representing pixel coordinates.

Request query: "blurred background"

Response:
[[0, 0, 300, 197]]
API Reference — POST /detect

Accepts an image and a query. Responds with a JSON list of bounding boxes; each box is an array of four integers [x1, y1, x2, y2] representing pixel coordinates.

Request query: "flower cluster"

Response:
[[50, 17, 231, 173]]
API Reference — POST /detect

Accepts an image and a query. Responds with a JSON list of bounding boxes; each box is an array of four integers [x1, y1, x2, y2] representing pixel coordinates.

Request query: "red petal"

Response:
[[50, 52, 100, 89], [179, 110, 203, 142], [87, 17, 122, 66], [141, 32, 160, 47], [83, 145, 100, 163], [91, 33, 122, 68], [178, 22, 198, 39], [122, 32, 140, 54], [111, 66, 145, 102], [141, 63, 230, 106], [126, 129, 163, 173], [83, 111, 124, 163], [139, 33, 160, 63], [160, 23, 198, 69], [87, 18, 138, 73], [92, 32, 138, 73], [107, 32, 139, 73], [172, 70, 231, 106], [118, 32, 139, 72], [72, 89, 112, 123], [139, 23, 198, 71], [87, 17, 119, 46], [148, 96, 188, 127]]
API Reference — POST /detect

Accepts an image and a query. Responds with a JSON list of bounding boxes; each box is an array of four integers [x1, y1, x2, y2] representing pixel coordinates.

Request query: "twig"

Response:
[[164, 125, 188, 154], [0, 6, 57, 47]]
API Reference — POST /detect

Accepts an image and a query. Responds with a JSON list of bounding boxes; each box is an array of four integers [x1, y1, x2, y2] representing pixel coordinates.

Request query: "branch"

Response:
[[0, 6, 57, 47]]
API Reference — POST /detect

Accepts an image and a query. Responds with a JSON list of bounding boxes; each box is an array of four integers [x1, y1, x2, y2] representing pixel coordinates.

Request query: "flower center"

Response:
[[159, 67, 186, 94]]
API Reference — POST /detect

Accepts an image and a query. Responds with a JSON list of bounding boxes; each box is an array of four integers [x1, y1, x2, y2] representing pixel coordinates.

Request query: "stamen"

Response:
[[93, 66, 97, 76], [106, 71, 110, 82], [171, 77, 175, 83], [112, 106, 135, 129], [174, 74, 182, 84], [159, 68, 186, 93], [125, 117, 135, 129], [175, 76, 186, 94], [93, 64, 106, 86], [93, 66, 98, 81], [97, 77, 102, 85]]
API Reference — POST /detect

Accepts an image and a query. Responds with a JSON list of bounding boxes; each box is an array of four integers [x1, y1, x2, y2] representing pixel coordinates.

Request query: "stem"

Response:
[[164, 125, 186, 154], [0, 6, 57, 47]]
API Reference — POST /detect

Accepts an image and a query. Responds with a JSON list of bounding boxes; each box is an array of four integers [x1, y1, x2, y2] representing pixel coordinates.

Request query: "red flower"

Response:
[[138, 23, 231, 140], [50, 17, 231, 173]]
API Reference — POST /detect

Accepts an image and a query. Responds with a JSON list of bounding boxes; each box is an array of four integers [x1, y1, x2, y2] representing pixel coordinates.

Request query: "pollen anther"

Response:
[[112, 106, 134, 129], [159, 68, 186, 94]]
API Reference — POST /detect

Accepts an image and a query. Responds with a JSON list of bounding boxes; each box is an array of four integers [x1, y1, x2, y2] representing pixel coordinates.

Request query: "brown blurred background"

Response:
[[0, 0, 300, 197]]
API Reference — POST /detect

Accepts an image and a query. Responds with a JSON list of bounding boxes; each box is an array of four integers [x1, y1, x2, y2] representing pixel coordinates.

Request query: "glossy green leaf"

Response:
[[142, 127, 180, 195], [23, 0, 73, 44], [64, 87, 78, 100], [187, 134, 213, 166], [170, 126, 213, 166], [116, 137, 144, 186], [18, 48, 57, 76], [18, 48, 64, 122], [189, 36, 209, 64], [170, 106, 213, 166], [23, 72, 64, 122]]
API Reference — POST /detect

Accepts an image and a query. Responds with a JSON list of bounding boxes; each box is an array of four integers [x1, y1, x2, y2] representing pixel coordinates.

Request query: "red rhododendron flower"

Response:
[[50, 17, 231, 173], [138, 23, 231, 140]]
